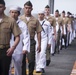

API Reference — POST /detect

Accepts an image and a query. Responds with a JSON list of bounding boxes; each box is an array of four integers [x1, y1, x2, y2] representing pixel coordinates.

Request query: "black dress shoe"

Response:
[[51, 53, 54, 56], [60, 46, 62, 50], [41, 68, 45, 73], [36, 71, 42, 73], [46, 60, 50, 66], [57, 50, 60, 54]]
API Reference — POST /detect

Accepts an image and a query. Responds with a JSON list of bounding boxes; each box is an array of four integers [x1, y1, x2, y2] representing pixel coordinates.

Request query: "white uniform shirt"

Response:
[[39, 19, 52, 44], [10, 19, 30, 54]]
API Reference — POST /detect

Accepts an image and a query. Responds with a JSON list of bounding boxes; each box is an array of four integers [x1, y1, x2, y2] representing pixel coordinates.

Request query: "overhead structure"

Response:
[[49, 0, 54, 14]]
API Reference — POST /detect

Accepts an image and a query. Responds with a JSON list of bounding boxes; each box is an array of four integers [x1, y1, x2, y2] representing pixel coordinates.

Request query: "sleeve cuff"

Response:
[[23, 46, 30, 53]]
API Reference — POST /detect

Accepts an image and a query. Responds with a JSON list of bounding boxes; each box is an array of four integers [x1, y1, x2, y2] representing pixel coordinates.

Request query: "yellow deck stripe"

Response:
[[71, 61, 76, 75], [11, 68, 42, 75], [11, 58, 42, 75]]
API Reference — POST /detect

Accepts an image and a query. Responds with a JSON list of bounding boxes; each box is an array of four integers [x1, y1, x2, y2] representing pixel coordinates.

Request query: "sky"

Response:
[[4, 0, 76, 14], [54, 0, 76, 14], [4, 0, 48, 14]]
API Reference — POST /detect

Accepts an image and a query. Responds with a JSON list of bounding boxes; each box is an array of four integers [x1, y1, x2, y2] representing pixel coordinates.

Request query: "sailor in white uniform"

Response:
[[74, 15, 76, 37], [68, 15, 73, 45], [35, 10, 52, 73], [72, 15, 76, 40], [9, 6, 30, 75]]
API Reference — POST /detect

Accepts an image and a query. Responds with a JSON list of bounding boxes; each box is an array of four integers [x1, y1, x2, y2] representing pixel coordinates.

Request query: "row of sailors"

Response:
[[2, 1, 75, 75], [44, 6, 76, 66], [36, 5, 75, 72], [35, 6, 76, 73]]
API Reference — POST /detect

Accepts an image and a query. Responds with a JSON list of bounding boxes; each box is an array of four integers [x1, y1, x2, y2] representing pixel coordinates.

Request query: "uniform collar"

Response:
[[45, 15, 52, 20], [16, 19, 21, 24], [39, 19, 46, 25], [22, 14, 34, 21]]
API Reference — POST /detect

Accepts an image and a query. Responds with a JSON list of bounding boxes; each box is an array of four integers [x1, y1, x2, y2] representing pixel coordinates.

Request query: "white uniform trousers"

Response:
[[36, 38, 47, 71], [69, 29, 72, 44], [73, 30, 76, 38], [72, 30, 75, 40], [66, 31, 70, 46], [72, 21, 76, 39], [9, 54, 23, 75], [51, 35, 55, 54]]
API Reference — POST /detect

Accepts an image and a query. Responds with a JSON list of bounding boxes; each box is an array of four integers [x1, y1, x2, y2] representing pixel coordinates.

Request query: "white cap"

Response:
[[9, 5, 22, 12], [69, 15, 72, 17], [38, 10, 44, 14]]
